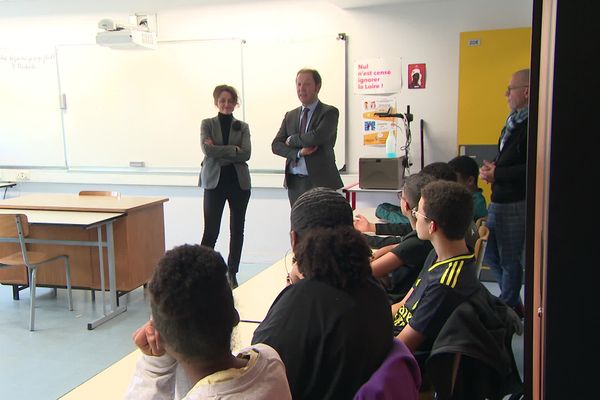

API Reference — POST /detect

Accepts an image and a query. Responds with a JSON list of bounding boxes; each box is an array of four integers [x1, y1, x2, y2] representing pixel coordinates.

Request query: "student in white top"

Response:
[[125, 244, 291, 400]]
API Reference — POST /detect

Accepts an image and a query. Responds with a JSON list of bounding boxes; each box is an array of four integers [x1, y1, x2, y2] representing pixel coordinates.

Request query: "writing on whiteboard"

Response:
[[0, 50, 56, 70]]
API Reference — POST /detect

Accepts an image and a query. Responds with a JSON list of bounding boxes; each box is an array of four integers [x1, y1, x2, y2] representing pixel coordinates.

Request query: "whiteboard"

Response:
[[2, 36, 346, 175], [57, 40, 243, 170], [0, 48, 65, 167]]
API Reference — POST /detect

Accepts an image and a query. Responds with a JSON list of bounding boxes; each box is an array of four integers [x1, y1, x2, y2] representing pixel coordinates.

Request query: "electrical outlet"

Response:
[[15, 171, 30, 181]]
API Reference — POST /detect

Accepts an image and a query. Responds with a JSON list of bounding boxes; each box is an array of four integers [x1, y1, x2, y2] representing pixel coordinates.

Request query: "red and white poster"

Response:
[[408, 63, 426, 89]]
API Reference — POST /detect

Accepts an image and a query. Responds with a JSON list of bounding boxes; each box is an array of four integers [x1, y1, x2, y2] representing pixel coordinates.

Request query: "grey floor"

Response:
[[0, 263, 267, 400], [0, 266, 523, 400]]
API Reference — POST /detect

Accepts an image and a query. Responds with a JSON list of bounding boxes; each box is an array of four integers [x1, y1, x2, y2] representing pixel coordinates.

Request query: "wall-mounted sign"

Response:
[[353, 57, 402, 94]]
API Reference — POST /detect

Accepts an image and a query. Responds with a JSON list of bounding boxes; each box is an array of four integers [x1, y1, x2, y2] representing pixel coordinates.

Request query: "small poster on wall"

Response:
[[353, 57, 402, 94], [408, 63, 426, 89], [362, 95, 397, 145]]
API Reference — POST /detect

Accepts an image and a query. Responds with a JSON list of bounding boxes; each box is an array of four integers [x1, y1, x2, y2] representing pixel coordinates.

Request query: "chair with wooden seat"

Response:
[[0, 214, 73, 331], [78, 190, 121, 198], [475, 216, 487, 230], [473, 225, 490, 279]]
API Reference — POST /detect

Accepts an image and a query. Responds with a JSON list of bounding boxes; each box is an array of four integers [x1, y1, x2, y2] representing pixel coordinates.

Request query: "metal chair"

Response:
[[0, 214, 73, 331]]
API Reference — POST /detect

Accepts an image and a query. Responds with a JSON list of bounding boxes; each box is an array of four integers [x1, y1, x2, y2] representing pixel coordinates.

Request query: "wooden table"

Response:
[[59, 321, 260, 399], [342, 181, 401, 210], [234, 252, 289, 323], [0, 194, 168, 329]]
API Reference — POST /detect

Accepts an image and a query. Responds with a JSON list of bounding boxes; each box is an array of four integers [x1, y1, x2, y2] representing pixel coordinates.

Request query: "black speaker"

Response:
[[359, 156, 405, 189]]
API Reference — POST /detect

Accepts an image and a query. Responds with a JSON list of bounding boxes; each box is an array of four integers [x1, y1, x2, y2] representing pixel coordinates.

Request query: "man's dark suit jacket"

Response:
[[271, 101, 343, 190]]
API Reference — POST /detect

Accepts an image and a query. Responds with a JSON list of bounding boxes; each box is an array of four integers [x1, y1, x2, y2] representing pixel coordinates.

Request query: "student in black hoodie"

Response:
[[252, 187, 394, 400]]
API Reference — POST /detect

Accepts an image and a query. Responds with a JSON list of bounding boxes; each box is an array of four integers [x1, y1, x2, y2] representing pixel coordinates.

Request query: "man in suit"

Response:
[[272, 68, 343, 206]]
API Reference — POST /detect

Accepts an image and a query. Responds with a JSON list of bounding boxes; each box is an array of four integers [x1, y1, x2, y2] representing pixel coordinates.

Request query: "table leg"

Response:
[[87, 221, 127, 329], [106, 221, 118, 311], [96, 226, 107, 315], [344, 191, 357, 210]]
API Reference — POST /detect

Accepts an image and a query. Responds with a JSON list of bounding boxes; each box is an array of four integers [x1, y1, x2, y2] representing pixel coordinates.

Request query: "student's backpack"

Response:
[[375, 202, 409, 224]]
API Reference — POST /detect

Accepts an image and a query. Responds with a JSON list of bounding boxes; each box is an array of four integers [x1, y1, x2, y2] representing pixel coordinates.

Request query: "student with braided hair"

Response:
[[252, 187, 395, 400]]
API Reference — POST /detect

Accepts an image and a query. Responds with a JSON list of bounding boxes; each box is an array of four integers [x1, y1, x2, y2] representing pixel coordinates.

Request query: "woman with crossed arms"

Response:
[[199, 84, 251, 289]]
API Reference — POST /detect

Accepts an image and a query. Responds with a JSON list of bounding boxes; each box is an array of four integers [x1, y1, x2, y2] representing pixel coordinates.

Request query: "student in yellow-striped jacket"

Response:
[[391, 180, 480, 361]]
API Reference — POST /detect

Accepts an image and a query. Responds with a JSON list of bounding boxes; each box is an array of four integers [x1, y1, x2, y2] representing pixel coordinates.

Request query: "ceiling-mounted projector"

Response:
[[96, 15, 157, 50], [96, 29, 157, 50]]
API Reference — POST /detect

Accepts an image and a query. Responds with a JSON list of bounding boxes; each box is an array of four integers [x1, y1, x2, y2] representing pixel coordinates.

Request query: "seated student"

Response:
[[370, 172, 436, 304], [390, 182, 522, 397], [354, 161, 467, 240], [391, 180, 480, 359], [252, 187, 394, 400], [448, 155, 488, 221], [125, 244, 291, 400], [358, 161, 478, 265], [420, 161, 458, 181], [421, 161, 479, 249]]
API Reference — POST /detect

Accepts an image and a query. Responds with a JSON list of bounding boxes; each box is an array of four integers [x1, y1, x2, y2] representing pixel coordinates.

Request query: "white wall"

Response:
[[0, 0, 533, 265]]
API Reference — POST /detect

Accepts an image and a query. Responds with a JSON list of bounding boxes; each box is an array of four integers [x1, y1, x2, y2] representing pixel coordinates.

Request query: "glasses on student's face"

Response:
[[411, 207, 433, 222], [397, 189, 409, 201]]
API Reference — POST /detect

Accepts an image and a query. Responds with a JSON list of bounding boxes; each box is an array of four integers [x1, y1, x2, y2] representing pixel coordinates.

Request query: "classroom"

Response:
[[0, 0, 592, 399], [0, 0, 534, 264]]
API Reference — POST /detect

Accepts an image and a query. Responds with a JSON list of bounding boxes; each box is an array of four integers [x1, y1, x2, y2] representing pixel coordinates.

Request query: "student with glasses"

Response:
[[354, 161, 479, 250], [370, 173, 436, 304], [391, 180, 480, 356], [391, 181, 524, 398]]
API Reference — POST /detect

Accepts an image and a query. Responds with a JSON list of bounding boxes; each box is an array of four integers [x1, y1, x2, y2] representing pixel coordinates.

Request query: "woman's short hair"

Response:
[[149, 244, 238, 360], [212, 84, 239, 106]]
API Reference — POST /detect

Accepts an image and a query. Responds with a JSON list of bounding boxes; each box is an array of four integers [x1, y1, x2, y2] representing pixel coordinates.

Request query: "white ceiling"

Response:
[[330, 0, 441, 8], [0, 0, 443, 16]]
